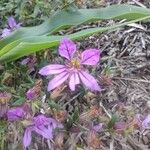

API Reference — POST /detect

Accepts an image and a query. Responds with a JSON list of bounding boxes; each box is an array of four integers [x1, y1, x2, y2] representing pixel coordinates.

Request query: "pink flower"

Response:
[[39, 38, 101, 91], [23, 115, 63, 148], [7, 107, 26, 121], [1, 17, 21, 38]]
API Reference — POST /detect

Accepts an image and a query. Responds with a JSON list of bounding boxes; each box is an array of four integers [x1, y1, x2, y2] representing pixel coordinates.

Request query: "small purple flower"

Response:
[[1, 17, 21, 38], [1, 28, 11, 37], [26, 89, 37, 100], [142, 114, 150, 129], [7, 107, 26, 121], [20, 56, 37, 74], [134, 114, 150, 130], [20, 57, 31, 65], [26, 80, 42, 100], [114, 121, 127, 131], [39, 38, 101, 92], [23, 115, 63, 148], [91, 123, 103, 132]]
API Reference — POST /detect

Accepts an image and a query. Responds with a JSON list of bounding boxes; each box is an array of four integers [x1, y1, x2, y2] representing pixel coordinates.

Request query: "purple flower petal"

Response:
[[26, 89, 37, 100], [74, 73, 80, 85], [23, 127, 32, 148], [32, 115, 63, 139], [20, 57, 31, 65], [33, 115, 49, 126], [69, 74, 76, 91], [48, 71, 69, 91], [1, 28, 11, 38], [15, 23, 22, 29], [34, 126, 53, 139], [47, 117, 63, 129], [33, 115, 63, 129], [114, 121, 127, 131], [92, 123, 103, 132], [59, 38, 76, 60], [8, 17, 17, 29], [81, 49, 100, 65], [142, 114, 150, 129], [23, 115, 63, 148], [135, 114, 143, 128], [79, 71, 101, 91], [1, 17, 21, 38], [39, 64, 66, 76], [69, 73, 80, 91], [7, 107, 26, 121], [52, 121, 64, 129]]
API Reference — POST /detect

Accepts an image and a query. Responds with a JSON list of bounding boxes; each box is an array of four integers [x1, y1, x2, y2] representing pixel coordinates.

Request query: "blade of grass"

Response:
[[0, 16, 149, 63]]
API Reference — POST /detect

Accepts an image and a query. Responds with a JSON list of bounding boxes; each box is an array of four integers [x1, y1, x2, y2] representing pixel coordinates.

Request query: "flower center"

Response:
[[70, 58, 80, 69]]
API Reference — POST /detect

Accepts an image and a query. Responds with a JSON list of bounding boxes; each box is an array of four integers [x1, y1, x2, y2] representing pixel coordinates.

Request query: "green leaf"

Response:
[[0, 120, 7, 134], [107, 114, 119, 130], [48, 100, 61, 110], [72, 109, 80, 124], [0, 4, 150, 49], [76, 146, 84, 150], [12, 98, 26, 106], [67, 109, 80, 128], [0, 15, 149, 63]]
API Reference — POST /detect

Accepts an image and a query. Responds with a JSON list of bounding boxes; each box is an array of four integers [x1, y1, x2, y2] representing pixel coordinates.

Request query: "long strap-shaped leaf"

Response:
[[0, 16, 149, 63], [0, 4, 150, 49]]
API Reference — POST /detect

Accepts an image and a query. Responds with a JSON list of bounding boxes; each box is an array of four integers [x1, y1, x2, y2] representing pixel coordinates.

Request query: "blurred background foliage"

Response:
[[0, 0, 67, 27], [0, 0, 105, 29]]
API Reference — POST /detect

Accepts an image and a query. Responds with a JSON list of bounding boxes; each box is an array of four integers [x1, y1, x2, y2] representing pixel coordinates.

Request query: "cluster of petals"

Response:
[[7, 107, 26, 121], [1, 17, 21, 38], [23, 114, 63, 148], [7, 107, 62, 148], [39, 38, 101, 92]]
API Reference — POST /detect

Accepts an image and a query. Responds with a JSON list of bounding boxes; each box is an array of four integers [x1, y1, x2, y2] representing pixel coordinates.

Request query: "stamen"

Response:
[[70, 58, 80, 69]]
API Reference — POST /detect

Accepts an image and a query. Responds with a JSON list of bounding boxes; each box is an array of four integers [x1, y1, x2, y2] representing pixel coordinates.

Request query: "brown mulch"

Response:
[[57, 0, 150, 149]]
